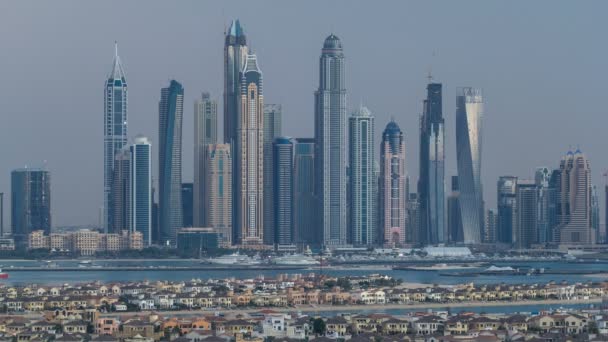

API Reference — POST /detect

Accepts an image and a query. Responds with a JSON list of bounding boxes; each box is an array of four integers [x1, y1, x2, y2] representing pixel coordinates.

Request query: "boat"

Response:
[[78, 260, 92, 265], [0, 269, 8, 279], [204, 252, 262, 266], [272, 254, 320, 266]]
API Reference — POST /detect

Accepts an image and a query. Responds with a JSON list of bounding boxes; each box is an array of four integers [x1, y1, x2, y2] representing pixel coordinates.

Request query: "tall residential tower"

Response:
[[379, 121, 406, 246], [193, 92, 217, 227]]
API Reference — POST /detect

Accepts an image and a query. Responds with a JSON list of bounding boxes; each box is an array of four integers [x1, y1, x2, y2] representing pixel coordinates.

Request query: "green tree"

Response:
[[313, 318, 326, 335]]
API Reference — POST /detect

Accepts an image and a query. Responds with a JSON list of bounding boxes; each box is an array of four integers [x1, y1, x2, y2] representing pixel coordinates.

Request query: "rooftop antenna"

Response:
[[427, 50, 436, 83], [114, 40, 118, 58]]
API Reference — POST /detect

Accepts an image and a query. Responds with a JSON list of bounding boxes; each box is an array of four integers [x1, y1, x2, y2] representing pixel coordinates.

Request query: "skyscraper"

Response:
[[273, 137, 294, 246], [236, 54, 264, 246], [104, 42, 128, 232], [204, 144, 232, 247], [349, 106, 375, 246], [130, 136, 152, 246], [515, 180, 538, 249], [485, 209, 497, 244], [315, 34, 347, 247], [11, 168, 51, 247], [418, 82, 445, 245], [535, 167, 552, 244], [158, 80, 184, 246], [293, 138, 317, 246], [181, 183, 193, 228], [193, 92, 217, 227], [407, 193, 420, 244], [555, 150, 592, 244], [592, 185, 600, 243], [379, 121, 406, 247], [224, 19, 248, 146], [456, 87, 484, 244], [112, 148, 131, 233], [447, 176, 463, 243], [263, 104, 282, 245], [497, 176, 517, 244]]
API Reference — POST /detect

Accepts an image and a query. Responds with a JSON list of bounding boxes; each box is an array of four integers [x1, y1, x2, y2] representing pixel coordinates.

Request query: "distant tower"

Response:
[[273, 137, 294, 247], [592, 185, 600, 243], [535, 167, 552, 244], [293, 138, 317, 246], [11, 168, 51, 247], [349, 106, 375, 246], [379, 120, 406, 247], [130, 136, 152, 246], [193, 92, 217, 227], [104, 42, 128, 232], [315, 34, 347, 247], [515, 180, 538, 249], [224, 19, 248, 146], [181, 183, 193, 228], [555, 150, 592, 244], [497, 176, 517, 244], [236, 54, 264, 246], [447, 176, 463, 243], [456, 87, 484, 244], [158, 80, 184, 246], [418, 82, 445, 245], [263, 104, 282, 245], [112, 148, 131, 233], [204, 144, 233, 247], [485, 209, 497, 244]]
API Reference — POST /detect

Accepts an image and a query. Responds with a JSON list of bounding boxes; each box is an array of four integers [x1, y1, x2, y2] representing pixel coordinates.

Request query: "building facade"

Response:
[[497, 176, 518, 244], [515, 180, 538, 249], [263, 104, 282, 245], [236, 54, 264, 246], [11, 168, 51, 247], [204, 144, 233, 247], [314, 34, 347, 247], [455, 87, 484, 244], [112, 149, 131, 233], [379, 121, 406, 247], [130, 136, 152, 246], [193, 92, 217, 227], [447, 176, 463, 243], [418, 82, 445, 245], [181, 183, 193, 228], [273, 137, 294, 246], [158, 80, 184, 246], [293, 138, 317, 246], [485, 209, 497, 244], [349, 106, 375, 246], [104, 43, 128, 232]]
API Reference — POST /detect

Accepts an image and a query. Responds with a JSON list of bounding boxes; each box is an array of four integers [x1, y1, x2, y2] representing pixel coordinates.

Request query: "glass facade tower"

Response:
[[130, 136, 152, 246], [11, 168, 51, 247]]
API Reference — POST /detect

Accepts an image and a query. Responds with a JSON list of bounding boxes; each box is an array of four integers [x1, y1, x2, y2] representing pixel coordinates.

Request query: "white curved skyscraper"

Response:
[[456, 87, 484, 244]]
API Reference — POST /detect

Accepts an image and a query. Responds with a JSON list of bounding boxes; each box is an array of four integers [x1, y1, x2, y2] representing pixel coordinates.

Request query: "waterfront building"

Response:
[[130, 136, 152, 246], [485, 209, 497, 243], [535, 167, 552, 244], [547, 169, 561, 243], [28, 229, 142, 256], [111, 148, 131, 233], [379, 121, 406, 247], [224, 19, 248, 147], [418, 82, 445, 245], [314, 34, 347, 247], [515, 180, 538, 249], [592, 185, 600, 243], [263, 104, 282, 245], [104, 43, 128, 232], [407, 193, 420, 244], [193, 92, 217, 227], [555, 150, 592, 245], [204, 144, 232, 247], [176, 227, 220, 255], [293, 138, 317, 245], [158, 80, 184, 246], [236, 54, 264, 246], [11, 168, 51, 247], [497, 176, 518, 244], [455, 87, 484, 244], [181, 183, 193, 228], [349, 106, 375, 246], [273, 137, 294, 247], [447, 176, 463, 243]]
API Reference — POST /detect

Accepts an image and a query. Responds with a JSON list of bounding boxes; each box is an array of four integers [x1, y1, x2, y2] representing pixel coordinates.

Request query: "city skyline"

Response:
[[0, 1, 606, 227]]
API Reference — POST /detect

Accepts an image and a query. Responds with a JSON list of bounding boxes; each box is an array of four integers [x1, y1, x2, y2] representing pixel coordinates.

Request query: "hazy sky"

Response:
[[0, 1, 606, 227]]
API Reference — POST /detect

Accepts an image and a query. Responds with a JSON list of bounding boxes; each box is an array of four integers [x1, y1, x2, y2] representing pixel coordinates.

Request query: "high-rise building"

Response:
[[224, 19, 248, 146], [379, 121, 407, 247], [11, 168, 51, 247], [515, 180, 538, 249], [112, 148, 131, 233], [158, 80, 184, 246], [263, 104, 282, 245], [273, 137, 294, 246], [447, 176, 463, 243], [455, 87, 484, 244], [418, 82, 445, 245], [235, 54, 264, 246], [181, 183, 193, 228], [205, 144, 232, 247], [349, 106, 375, 246], [592, 185, 600, 243], [485, 209, 497, 243], [554, 150, 593, 244], [193, 92, 217, 227], [104, 42, 128, 232], [497, 176, 517, 244], [315, 34, 347, 247], [407, 193, 419, 244], [130, 136, 152, 246], [293, 138, 317, 246], [547, 170, 560, 243], [535, 167, 552, 244]]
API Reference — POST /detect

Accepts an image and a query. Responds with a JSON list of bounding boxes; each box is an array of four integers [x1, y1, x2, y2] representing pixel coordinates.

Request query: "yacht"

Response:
[[272, 254, 320, 266], [204, 252, 262, 266]]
